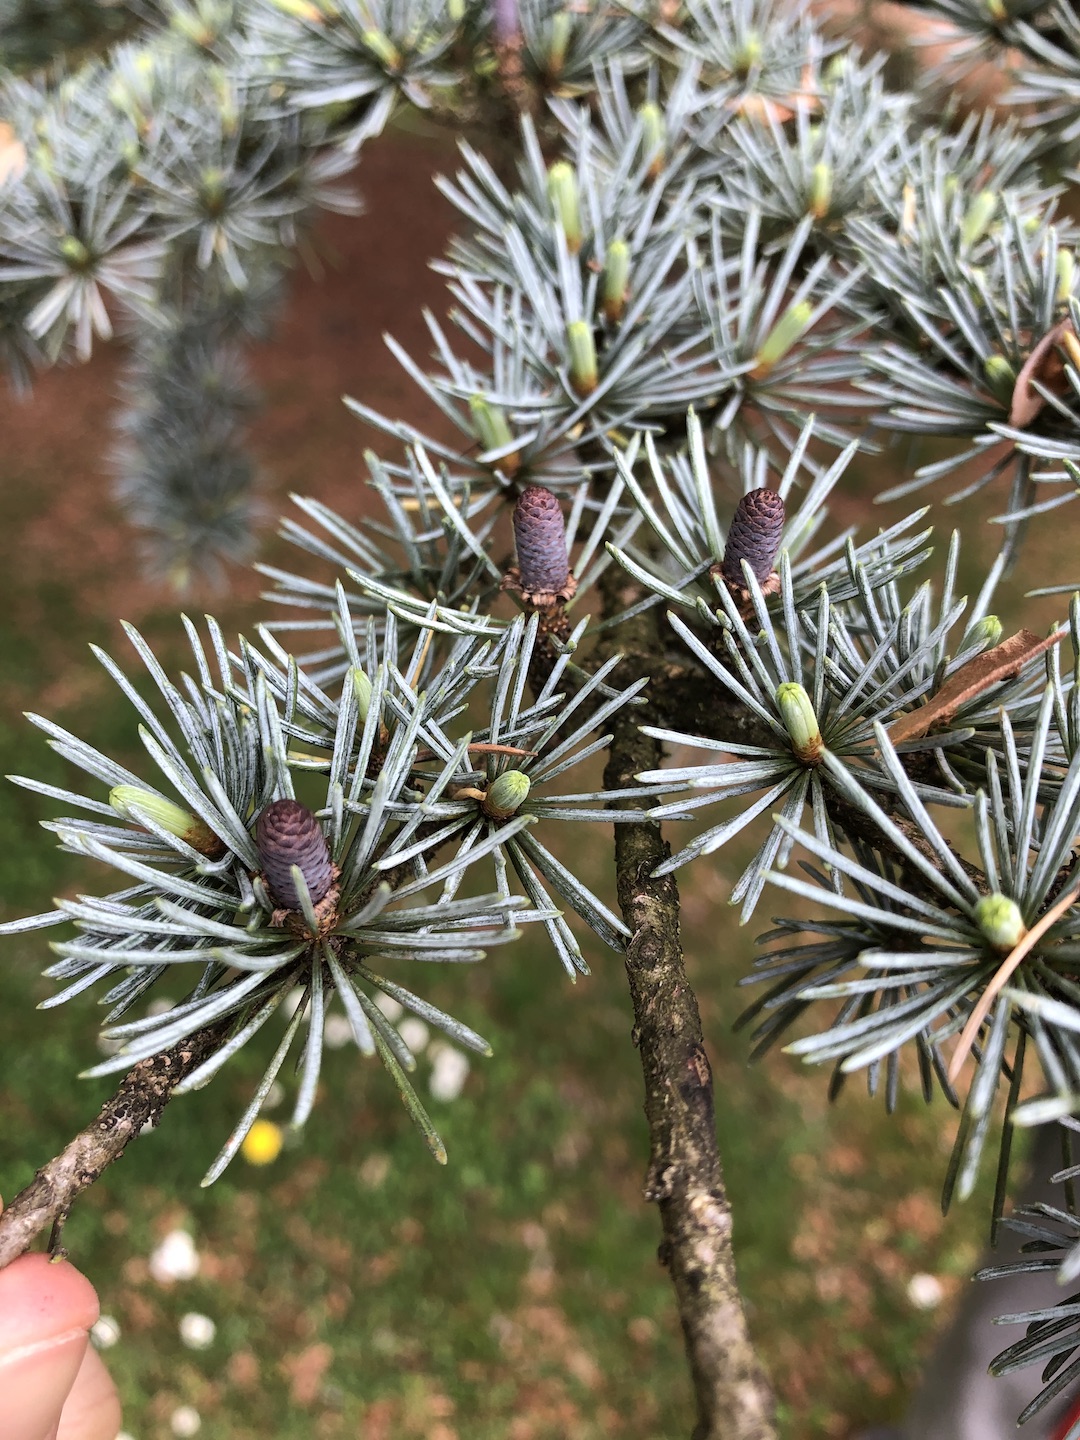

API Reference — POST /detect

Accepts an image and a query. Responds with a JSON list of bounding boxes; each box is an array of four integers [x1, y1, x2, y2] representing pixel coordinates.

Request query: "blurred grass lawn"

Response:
[[0, 127, 1073, 1440]]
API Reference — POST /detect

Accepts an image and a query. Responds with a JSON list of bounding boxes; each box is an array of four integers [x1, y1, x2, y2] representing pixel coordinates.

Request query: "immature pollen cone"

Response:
[[256, 798, 335, 913], [717, 488, 785, 598], [504, 485, 577, 608]]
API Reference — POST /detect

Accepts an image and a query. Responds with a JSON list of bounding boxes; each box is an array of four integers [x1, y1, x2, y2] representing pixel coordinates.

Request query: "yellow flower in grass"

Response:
[[241, 1120, 284, 1167]]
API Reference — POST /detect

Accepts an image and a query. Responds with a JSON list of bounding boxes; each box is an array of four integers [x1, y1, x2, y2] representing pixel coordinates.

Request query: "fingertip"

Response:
[[0, 1254, 100, 1353], [57, 1344, 122, 1440]]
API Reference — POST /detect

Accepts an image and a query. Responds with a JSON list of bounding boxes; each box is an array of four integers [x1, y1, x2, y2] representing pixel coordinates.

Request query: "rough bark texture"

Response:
[[599, 569, 777, 1440], [0, 1025, 222, 1266]]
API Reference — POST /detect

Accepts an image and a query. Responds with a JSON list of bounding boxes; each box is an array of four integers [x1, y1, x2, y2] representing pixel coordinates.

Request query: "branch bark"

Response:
[[599, 569, 778, 1440], [0, 1024, 223, 1267]]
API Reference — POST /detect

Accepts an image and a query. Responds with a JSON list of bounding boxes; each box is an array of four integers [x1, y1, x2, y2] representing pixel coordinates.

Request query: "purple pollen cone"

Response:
[[256, 798, 334, 910], [513, 485, 570, 596], [720, 488, 786, 589]]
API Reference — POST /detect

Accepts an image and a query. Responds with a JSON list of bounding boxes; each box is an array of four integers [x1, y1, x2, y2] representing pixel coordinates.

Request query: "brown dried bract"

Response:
[[710, 564, 782, 619], [888, 628, 1067, 746], [1009, 318, 1077, 429], [501, 566, 578, 610]]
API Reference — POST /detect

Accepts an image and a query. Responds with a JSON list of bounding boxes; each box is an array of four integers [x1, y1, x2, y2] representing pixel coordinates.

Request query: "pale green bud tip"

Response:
[[809, 163, 832, 219], [752, 302, 813, 379], [362, 28, 400, 68], [962, 190, 997, 249], [483, 770, 531, 820], [776, 683, 823, 765], [351, 668, 373, 722], [567, 320, 598, 396], [547, 162, 582, 254], [109, 786, 220, 855], [1058, 250, 1076, 304], [638, 103, 665, 172], [547, 11, 571, 73], [967, 614, 1003, 652], [468, 394, 512, 450], [983, 355, 1016, 404], [60, 236, 90, 268], [737, 30, 762, 69], [974, 893, 1026, 951], [602, 240, 630, 322]]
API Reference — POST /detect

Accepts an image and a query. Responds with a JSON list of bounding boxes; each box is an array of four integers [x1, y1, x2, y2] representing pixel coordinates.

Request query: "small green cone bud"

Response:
[[638, 103, 665, 179], [809, 163, 832, 220], [602, 239, 631, 323], [351, 668, 373, 723], [736, 30, 762, 72], [974, 893, 1026, 951], [200, 166, 227, 208], [776, 683, 823, 765], [567, 320, 598, 396], [962, 190, 997, 250], [59, 235, 90, 269], [363, 27, 400, 69], [751, 302, 813, 380], [269, 0, 325, 19], [468, 395, 519, 474], [985, 0, 1007, 20], [1058, 250, 1076, 304], [110, 786, 223, 857], [984, 355, 1016, 405], [547, 161, 582, 254], [961, 614, 1003, 653], [483, 769, 531, 820], [546, 10, 571, 77], [823, 54, 847, 88]]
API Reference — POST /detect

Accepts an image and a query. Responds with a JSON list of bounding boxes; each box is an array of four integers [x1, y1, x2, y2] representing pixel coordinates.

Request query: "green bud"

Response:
[[269, 0, 325, 19], [567, 320, 598, 395], [775, 683, 823, 765], [109, 786, 223, 856], [983, 355, 1016, 405], [171, 8, 215, 45], [823, 54, 847, 89], [961, 614, 1003, 653], [751, 301, 813, 380], [351, 668, 373, 723], [201, 166, 227, 209], [59, 235, 90, 269], [483, 770, 531, 820], [1058, 249, 1076, 304], [468, 395, 519, 474], [363, 28, 400, 69], [638, 102, 665, 178], [602, 239, 631, 323], [962, 190, 997, 250], [974, 893, 1026, 951], [809, 162, 832, 220], [546, 11, 571, 77], [985, 0, 1007, 20], [736, 30, 762, 72], [547, 161, 582, 254]]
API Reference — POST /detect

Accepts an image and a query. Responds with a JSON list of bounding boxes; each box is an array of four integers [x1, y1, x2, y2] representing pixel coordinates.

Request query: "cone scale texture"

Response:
[[256, 798, 334, 910], [720, 489, 785, 589], [513, 485, 571, 598]]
